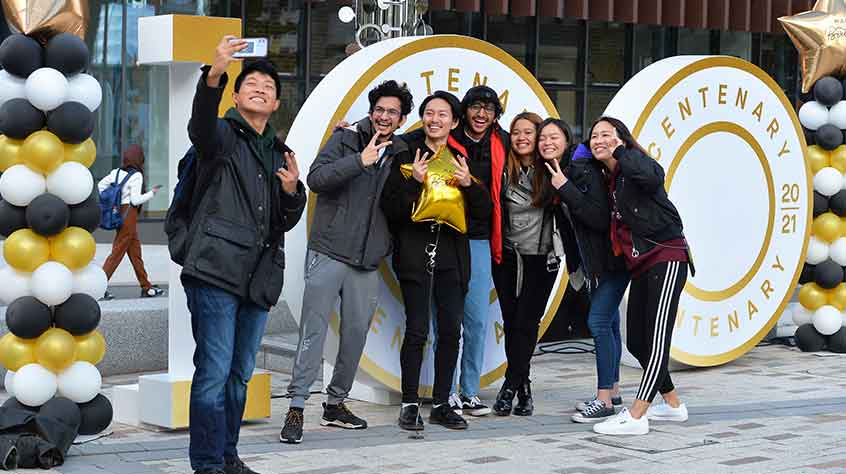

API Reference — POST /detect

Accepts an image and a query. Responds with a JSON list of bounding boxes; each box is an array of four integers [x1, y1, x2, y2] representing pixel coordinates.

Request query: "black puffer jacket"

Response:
[[181, 67, 306, 308]]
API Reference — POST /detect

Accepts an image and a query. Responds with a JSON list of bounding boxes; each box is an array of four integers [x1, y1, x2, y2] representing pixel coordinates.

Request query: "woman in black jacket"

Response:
[[381, 91, 492, 432], [579, 116, 692, 436]]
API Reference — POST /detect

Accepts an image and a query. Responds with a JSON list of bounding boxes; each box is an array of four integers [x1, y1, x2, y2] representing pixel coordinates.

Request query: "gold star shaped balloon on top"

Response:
[[780, 0, 846, 93], [1, 0, 89, 41], [400, 145, 468, 234]]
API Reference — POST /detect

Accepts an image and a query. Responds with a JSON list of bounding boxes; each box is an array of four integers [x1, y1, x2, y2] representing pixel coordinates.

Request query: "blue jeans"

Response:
[[587, 271, 630, 390], [184, 281, 269, 471]]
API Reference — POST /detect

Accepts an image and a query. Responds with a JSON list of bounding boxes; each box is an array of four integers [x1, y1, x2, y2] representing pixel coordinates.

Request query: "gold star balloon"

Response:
[[780, 0, 846, 93], [400, 145, 468, 234], [1, 0, 89, 41]]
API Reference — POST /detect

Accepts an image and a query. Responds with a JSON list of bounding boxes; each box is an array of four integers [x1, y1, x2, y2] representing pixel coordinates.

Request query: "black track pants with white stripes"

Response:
[[627, 260, 688, 403]]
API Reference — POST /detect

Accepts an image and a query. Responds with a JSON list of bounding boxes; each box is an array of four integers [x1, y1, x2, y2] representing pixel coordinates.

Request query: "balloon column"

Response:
[[0, 32, 112, 434]]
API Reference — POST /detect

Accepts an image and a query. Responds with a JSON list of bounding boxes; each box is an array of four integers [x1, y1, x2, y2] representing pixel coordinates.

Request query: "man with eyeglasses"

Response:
[[280, 80, 414, 444]]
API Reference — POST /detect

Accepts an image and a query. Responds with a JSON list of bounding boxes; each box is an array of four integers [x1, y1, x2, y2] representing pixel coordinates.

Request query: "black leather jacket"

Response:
[[181, 68, 306, 308]]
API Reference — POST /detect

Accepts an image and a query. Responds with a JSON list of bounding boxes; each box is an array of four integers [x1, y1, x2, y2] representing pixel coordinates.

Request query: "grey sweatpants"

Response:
[[287, 250, 379, 409]]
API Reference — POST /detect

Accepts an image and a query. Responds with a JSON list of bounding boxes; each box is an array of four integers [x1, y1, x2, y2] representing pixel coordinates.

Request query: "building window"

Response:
[[310, 0, 356, 76], [677, 27, 711, 55], [720, 30, 752, 60], [486, 15, 530, 66], [587, 22, 625, 86], [538, 18, 581, 85], [544, 88, 581, 138], [632, 24, 665, 74], [245, 0, 305, 76]]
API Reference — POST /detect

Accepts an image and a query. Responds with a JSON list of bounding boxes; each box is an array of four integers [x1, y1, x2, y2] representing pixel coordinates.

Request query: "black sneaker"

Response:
[[398, 404, 424, 431], [142, 285, 164, 297], [459, 394, 492, 416], [279, 408, 304, 444], [576, 395, 623, 412], [429, 404, 468, 430], [101, 290, 115, 301], [224, 457, 261, 474], [571, 399, 616, 423], [320, 401, 367, 429], [493, 386, 515, 416]]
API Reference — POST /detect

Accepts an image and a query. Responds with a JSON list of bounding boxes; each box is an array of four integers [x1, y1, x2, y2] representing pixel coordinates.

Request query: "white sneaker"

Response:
[[646, 402, 688, 422], [593, 408, 649, 435], [448, 393, 463, 415]]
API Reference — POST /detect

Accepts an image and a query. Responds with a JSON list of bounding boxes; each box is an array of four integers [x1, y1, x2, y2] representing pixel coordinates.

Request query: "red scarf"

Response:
[[447, 131, 506, 264]]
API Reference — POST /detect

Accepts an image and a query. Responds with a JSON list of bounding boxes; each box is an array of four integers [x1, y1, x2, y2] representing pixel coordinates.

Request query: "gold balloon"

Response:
[[2, 0, 89, 41], [0, 135, 24, 172], [808, 145, 832, 173], [799, 282, 828, 310], [50, 226, 96, 270], [21, 130, 64, 175], [829, 283, 846, 310], [831, 145, 846, 172], [779, 1, 846, 92], [0, 333, 36, 371], [399, 145, 468, 233], [813, 212, 843, 242], [3, 229, 51, 273], [35, 327, 77, 373], [64, 138, 96, 168], [75, 331, 106, 365]]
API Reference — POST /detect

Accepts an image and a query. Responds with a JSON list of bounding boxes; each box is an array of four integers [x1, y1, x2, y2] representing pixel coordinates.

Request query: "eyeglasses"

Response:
[[373, 106, 401, 118], [468, 103, 496, 114]]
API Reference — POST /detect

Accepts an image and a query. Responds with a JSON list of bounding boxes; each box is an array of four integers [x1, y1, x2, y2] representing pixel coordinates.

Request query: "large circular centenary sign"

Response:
[[285, 35, 562, 396], [605, 56, 811, 366]]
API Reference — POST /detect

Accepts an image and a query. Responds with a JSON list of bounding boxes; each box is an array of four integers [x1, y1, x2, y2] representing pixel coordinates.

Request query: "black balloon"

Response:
[[6, 297, 52, 339], [814, 76, 845, 106], [26, 193, 69, 237], [0, 99, 46, 139], [795, 323, 827, 352], [829, 327, 846, 353], [2, 397, 37, 413], [814, 191, 830, 217], [804, 127, 816, 146], [68, 188, 101, 232], [800, 263, 816, 284], [0, 35, 43, 78], [815, 124, 844, 151], [814, 259, 843, 289], [45, 33, 89, 76], [77, 394, 112, 435], [54, 294, 101, 336], [39, 397, 81, 431], [0, 199, 27, 237], [830, 190, 846, 217], [47, 102, 94, 144]]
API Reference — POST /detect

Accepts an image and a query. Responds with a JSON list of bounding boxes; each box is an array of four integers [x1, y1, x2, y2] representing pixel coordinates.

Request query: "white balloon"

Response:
[[0, 70, 26, 108], [72, 264, 108, 300], [4, 371, 15, 398], [793, 304, 814, 326], [799, 101, 830, 130], [814, 167, 843, 197], [31, 261, 73, 306], [0, 165, 47, 206], [67, 73, 102, 112], [14, 364, 57, 407], [829, 101, 846, 130], [813, 305, 843, 335], [57, 361, 101, 403], [0, 266, 31, 304], [807, 236, 831, 264], [830, 238, 846, 266], [25, 68, 69, 112], [46, 162, 93, 205]]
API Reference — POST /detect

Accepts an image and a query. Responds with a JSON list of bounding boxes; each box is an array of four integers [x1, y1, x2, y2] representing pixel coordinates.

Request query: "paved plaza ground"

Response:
[[12, 342, 846, 474]]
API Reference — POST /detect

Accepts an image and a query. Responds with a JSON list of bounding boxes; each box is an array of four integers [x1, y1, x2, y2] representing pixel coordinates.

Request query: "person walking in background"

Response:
[[99, 144, 164, 300]]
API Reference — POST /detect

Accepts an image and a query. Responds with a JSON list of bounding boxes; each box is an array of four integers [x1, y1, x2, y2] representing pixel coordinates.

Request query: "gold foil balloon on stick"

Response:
[[21, 130, 64, 174], [0, 333, 36, 371], [35, 327, 77, 373], [74, 330, 106, 365], [3, 228, 50, 272], [0, 135, 23, 172], [2, 0, 90, 41], [799, 282, 828, 310], [50, 226, 96, 270], [399, 145, 468, 233], [808, 145, 832, 173], [779, 0, 846, 92], [64, 138, 96, 168]]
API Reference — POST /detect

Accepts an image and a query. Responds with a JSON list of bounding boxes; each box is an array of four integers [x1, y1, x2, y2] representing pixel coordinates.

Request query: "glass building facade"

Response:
[[0, 0, 799, 219]]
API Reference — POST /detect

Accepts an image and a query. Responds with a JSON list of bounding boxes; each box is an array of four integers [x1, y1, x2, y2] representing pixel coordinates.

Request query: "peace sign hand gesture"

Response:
[[412, 149, 431, 183], [361, 132, 392, 167], [452, 155, 472, 187], [545, 158, 568, 189], [276, 152, 300, 195]]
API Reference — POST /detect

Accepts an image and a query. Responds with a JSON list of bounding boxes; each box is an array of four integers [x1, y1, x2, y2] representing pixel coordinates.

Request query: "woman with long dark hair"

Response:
[[99, 144, 163, 299], [381, 91, 492, 431], [572, 116, 693, 436]]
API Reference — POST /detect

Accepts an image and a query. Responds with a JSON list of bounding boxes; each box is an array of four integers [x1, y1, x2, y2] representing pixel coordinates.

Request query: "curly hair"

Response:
[[368, 80, 414, 117]]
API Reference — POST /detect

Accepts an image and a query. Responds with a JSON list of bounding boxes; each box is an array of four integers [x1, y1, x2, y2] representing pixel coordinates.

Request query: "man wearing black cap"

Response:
[[437, 85, 509, 417]]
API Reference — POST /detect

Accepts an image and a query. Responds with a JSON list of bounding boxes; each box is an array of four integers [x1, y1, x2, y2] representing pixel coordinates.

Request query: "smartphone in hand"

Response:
[[231, 38, 269, 58]]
